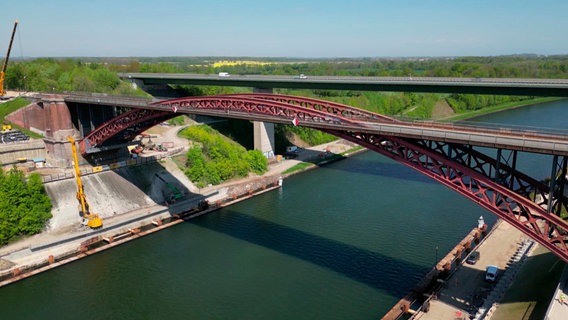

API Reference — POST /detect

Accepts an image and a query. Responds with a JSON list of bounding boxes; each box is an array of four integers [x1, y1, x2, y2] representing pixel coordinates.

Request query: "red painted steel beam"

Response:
[[416, 140, 554, 208], [222, 93, 396, 123], [154, 95, 360, 126], [325, 129, 568, 263], [80, 94, 365, 156], [77, 93, 568, 263], [79, 108, 173, 155]]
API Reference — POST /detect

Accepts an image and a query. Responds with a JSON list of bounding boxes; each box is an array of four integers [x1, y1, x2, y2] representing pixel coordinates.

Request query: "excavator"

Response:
[[155, 173, 183, 202], [0, 20, 18, 97], [67, 136, 103, 229]]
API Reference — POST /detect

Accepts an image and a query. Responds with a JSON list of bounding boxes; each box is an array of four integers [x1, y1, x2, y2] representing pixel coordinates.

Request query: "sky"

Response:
[[1, 0, 568, 58]]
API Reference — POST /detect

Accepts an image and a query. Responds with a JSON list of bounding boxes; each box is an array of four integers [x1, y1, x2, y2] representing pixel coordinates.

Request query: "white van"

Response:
[[218, 72, 230, 77], [485, 265, 498, 282]]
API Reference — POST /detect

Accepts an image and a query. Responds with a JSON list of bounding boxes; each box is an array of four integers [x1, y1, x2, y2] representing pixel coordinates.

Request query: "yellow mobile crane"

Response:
[[0, 20, 18, 97], [67, 136, 103, 229]]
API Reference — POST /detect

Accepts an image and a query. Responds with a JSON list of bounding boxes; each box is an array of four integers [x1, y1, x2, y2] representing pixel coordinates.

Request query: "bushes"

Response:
[[181, 125, 267, 188], [446, 94, 531, 112], [0, 168, 52, 245]]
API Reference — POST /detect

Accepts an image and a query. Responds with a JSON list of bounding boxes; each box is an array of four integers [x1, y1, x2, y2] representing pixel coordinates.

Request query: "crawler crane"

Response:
[[0, 20, 18, 97], [68, 136, 103, 228]]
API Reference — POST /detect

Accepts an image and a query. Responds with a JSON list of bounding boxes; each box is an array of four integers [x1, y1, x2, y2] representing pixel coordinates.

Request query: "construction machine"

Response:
[[155, 173, 183, 202], [0, 20, 18, 97], [68, 136, 103, 229]]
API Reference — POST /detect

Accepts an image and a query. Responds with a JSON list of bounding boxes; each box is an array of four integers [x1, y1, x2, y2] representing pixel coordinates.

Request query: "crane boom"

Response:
[[67, 136, 103, 229], [0, 20, 18, 97]]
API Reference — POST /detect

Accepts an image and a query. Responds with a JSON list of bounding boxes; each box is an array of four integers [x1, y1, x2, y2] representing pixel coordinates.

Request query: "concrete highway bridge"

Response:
[[120, 73, 568, 97]]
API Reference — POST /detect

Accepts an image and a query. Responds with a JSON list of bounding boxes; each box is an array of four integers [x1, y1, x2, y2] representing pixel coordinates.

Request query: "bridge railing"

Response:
[[41, 146, 185, 184], [64, 92, 156, 107], [393, 116, 568, 142]]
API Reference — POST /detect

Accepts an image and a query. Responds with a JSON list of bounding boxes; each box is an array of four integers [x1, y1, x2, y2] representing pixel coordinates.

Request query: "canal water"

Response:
[[0, 99, 566, 320]]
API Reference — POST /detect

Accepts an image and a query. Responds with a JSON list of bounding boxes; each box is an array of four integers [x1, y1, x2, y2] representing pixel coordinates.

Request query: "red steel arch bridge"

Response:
[[65, 93, 568, 263]]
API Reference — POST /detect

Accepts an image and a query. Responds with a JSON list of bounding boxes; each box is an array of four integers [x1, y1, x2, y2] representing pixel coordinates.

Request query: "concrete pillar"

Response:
[[253, 121, 275, 158], [252, 87, 275, 158]]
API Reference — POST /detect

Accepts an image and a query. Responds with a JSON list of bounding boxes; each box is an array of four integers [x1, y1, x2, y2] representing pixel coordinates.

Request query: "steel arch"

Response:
[[77, 93, 568, 262], [80, 94, 366, 155], [80, 108, 176, 154], [222, 93, 396, 123], [154, 95, 365, 126], [324, 129, 568, 262]]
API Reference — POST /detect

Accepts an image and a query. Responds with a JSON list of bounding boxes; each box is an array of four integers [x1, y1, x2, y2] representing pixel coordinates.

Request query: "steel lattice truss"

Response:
[[79, 108, 176, 154], [80, 94, 368, 155], [325, 129, 568, 262], [416, 141, 568, 216], [223, 93, 395, 123], [155, 95, 367, 126]]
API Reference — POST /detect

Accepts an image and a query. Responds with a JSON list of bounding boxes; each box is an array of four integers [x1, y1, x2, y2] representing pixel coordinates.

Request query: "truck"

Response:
[[218, 72, 230, 77]]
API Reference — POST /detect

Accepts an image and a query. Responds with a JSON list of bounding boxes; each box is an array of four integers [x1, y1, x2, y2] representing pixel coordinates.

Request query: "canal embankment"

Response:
[[0, 137, 357, 287]]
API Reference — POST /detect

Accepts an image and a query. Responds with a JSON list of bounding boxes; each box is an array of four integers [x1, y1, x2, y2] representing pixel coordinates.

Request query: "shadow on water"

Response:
[[189, 209, 431, 298], [318, 155, 436, 185]]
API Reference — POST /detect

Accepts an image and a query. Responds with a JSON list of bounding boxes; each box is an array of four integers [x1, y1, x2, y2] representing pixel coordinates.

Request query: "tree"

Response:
[[0, 169, 52, 245]]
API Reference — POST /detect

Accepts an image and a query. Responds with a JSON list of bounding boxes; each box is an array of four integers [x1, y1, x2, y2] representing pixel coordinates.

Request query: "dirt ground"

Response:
[[431, 99, 455, 119]]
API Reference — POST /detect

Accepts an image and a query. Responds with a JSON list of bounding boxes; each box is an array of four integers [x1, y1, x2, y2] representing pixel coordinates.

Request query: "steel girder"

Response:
[[416, 141, 568, 217], [80, 108, 175, 155], [75, 93, 568, 261], [222, 93, 396, 123], [325, 129, 568, 263], [79, 94, 366, 156], [154, 95, 366, 126]]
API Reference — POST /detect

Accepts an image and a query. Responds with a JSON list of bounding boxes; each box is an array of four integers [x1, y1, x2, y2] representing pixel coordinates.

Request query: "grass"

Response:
[[282, 162, 313, 175], [491, 245, 564, 320], [0, 97, 29, 122], [0, 97, 43, 139], [281, 145, 365, 175]]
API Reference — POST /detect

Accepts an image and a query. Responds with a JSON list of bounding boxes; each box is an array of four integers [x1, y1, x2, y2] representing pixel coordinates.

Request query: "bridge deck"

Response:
[[120, 73, 568, 97]]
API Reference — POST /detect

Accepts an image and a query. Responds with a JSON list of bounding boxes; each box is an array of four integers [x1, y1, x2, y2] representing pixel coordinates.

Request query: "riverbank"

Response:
[[438, 97, 562, 121]]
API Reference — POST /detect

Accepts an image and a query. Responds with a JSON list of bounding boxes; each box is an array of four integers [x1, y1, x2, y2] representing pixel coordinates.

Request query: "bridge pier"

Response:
[[6, 95, 79, 167], [252, 87, 275, 158]]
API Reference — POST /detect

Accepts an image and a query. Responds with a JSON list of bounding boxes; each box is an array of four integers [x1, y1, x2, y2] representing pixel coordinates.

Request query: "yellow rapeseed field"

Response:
[[212, 60, 275, 68]]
